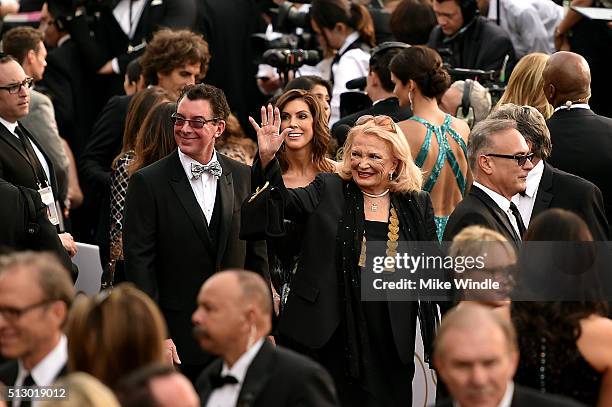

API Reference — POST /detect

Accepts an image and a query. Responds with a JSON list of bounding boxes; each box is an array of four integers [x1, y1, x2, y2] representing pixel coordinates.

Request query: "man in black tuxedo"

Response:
[[543, 51, 612, 225], [123, 84, 268, 383], [428, 0, 516, 78], [444, 118, 533, 245], [0, 252, 74, 391], [0, 179, 74, 273], [193, 270, 339, 407], [489, 104, 609, 240], [433, 304, 584, 407], [331, 42, 413, 145]]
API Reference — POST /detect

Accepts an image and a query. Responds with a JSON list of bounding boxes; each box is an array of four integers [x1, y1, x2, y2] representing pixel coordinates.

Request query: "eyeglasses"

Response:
[[0, 299, 55, 322], [0, 77, 34, 94], [171, 113, 220, 129], [483, 153, 534, 167]]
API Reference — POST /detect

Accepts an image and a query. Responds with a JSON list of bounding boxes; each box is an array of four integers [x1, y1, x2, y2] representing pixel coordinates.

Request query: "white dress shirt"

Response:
[[14, 335, 68, 407], [206, 339, 265, 407], [553, 103, 590, 114], [511, 159, 544, 228], [473, 182, 522, 239], [329, 31, 370, 126], [0, 117, 52, 186], [455, 381, 514, 407], [178, 149, 219, 225], [113, 0, 147, 39], [487, 0, 556, 57]]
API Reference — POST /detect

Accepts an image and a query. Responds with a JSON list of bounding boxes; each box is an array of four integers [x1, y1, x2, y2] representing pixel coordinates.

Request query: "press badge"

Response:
[[38, 186, 60, 226]]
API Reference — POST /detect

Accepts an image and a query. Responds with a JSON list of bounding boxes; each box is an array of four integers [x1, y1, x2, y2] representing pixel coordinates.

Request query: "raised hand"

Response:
[[249, 104, 292, 168]]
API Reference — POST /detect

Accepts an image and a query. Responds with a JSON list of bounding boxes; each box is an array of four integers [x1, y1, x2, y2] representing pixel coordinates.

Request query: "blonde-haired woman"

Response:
[[39, 373, 120, 407], [497, 53, 553, 119], [246, 110, 438, 406]]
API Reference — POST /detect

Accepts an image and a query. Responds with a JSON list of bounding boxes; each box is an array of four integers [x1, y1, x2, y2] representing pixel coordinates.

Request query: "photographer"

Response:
[[48, 0, 196, 98], [427, 0, 516, 81], [310, 0, 375, 125]]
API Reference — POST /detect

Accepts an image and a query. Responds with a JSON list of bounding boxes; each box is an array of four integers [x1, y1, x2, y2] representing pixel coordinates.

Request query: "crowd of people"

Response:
[[0, 0, 611, 405]]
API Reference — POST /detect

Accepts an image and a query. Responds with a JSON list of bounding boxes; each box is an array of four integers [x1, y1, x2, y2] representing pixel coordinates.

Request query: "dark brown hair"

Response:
[[178, 83, 231, 120], [310, 0, 376, 48], [66, 284, 167, 390], [140, 29, 210, 87], [389, 45, 451, 98], [113, 87, 170, 169], [524, 208, 593, 242], [275, 89, 335, 174], [129, 102, 177, 176], [2, 26, 44, 64], [389, 0, 437, 45]]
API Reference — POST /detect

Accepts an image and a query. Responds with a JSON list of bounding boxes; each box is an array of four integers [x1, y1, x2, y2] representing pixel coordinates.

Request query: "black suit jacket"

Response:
[[435, 383, 586, 407], [246, 159, 438, 363], [427, 17, 516, 77], [0, 359, 68, 387], [0, 179, 73, 273], [0, 122, 59, 199], [547, 108, 612, 225], [331, 97, 412, 146], [444, 185, 521, 246], [196, 341, 339, 407], [532, 163, 609, 240], [123, 151, 268, 365]]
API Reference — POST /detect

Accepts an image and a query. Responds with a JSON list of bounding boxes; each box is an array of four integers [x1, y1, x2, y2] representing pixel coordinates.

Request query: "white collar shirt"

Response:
[[553, 103, 590, 114], [205, 339, 265, 407], [487, 0, 552, 57], [178, 148, 219, 224], [14, 335, 67, 407], [455, 381, 514, 407], [511, 159, 544, 228], [473, 181, 522, 239], [113, 0, 147, 39], [0, 118, 52, 186]]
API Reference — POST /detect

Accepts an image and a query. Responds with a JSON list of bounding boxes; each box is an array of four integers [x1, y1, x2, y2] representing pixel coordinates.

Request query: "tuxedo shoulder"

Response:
[[513, 385, 586, 406], [549, 165, 599, 192], [133, 152, 177, 177], [271, 345, 327, 376], [218, 153, 250, 172], [0, 360, 17, 384]]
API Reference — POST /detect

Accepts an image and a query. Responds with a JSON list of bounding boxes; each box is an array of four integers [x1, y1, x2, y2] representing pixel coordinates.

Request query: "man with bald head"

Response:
[[193, 270, 338, 407], [434, 304, 584, 407], [544, 51, 612, 224]]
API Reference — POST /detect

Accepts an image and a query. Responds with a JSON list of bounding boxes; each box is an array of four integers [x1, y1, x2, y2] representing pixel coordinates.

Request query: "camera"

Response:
[[262, 48, 320, 70]]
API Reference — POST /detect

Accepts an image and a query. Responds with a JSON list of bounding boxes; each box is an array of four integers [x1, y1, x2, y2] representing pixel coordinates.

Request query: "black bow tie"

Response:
[[210, 373, 239, 389]]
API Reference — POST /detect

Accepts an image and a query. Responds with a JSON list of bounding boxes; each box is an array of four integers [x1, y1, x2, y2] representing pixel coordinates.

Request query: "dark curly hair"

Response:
[[141, 29, 210, 87], [389, 45, 451, 98], [274, 89, 335, 174]]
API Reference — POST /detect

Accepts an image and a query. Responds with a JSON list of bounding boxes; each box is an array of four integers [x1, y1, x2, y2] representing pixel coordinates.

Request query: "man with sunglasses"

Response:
[[444, 118, 533, 246], [123, 84, 268, 384], [0, 252, 75, 401]]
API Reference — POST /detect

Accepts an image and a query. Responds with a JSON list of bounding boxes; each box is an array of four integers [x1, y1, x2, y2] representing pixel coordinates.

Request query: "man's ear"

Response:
[[24, 49, 37, 67], [214, 120, 226, 138], [478, 154, 494, 175]]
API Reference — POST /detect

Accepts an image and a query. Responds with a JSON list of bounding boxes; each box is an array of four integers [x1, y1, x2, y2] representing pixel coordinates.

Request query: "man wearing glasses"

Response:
[[123, 84, 268, 384], [0, 252, 75, 401], [444, 118, 533, 246]]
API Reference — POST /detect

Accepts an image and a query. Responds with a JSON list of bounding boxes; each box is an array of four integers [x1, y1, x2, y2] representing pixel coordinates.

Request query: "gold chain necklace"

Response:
[[358, 206, 399, 272]]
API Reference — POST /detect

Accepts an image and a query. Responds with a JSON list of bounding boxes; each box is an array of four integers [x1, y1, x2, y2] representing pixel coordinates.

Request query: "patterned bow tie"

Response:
[[191, 161, 222, 179]]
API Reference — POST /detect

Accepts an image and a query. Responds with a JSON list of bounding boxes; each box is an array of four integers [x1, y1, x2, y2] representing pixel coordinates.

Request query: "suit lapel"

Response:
[[19, 123, 58, 194], [167, 151, 214, 253], [531, 162, 553, 219], [199, 359, 223, 405], [471, 186, 520, 241], [236, 341, 275, 407], [215, 155, 234, 269], [0, 123, 30, 164]]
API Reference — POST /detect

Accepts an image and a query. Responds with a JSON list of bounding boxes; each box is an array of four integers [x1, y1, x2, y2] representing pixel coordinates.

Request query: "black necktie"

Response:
[[210, 373, 238, 389], [509, 202, 526, 238], [15, 126, 48, 187], [21, 373, 36, 407]]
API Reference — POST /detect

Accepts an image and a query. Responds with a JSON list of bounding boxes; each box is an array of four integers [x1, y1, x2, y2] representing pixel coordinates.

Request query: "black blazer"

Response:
[[532, 163, 609, 240], [435, 383, 586, 407], [123, 151, 268, 364], [196, 341, 339, 407], [0, 122, 59, 199], [444, 185, 521, 245], [547, 108, 612, 224], [0, 179, 73, 273], [0, 359, 68, 387], [246, 160, 437, 363], [331, 97, 413, 146]]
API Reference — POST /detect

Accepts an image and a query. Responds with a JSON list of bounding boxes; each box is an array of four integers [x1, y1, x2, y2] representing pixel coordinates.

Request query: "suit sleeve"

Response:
[[582, 184, 610, 241], [39, 58, 76, 148], [123, 171, 159, 301], [443, 210, 489, 242], [288, 363, 340, 406]]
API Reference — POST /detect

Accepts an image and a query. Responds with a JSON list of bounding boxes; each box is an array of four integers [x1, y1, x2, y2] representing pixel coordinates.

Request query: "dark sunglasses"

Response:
[[483, 153, 534, 167]]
